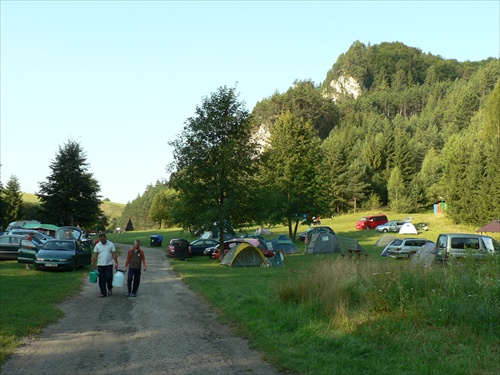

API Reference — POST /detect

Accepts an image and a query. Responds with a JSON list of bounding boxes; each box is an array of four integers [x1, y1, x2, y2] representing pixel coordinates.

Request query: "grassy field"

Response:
[[1, 211, 499, 374]]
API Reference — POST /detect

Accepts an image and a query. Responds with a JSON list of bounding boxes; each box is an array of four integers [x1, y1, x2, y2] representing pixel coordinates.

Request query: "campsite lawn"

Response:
[[170, 252, 499, 374], [1, 211, 499, 374]]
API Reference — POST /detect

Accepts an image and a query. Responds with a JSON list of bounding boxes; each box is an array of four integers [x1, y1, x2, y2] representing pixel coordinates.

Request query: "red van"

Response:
[[356, 214, 388, 230]]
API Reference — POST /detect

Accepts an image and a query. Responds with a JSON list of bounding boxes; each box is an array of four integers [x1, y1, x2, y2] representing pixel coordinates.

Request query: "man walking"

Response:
[[124, 239, 147, 297], [91, 233, 118, 298]]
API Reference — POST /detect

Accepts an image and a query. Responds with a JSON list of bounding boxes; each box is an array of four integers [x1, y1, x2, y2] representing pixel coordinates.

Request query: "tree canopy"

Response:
[[259, 111, 323, 239], [168, 86, 259, 241]]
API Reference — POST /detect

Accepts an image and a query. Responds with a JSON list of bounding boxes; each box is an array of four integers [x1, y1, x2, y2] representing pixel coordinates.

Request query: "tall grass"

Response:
[[277, 256, 500, 336]]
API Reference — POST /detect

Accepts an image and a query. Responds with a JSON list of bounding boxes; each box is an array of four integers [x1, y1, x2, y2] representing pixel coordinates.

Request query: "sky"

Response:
[[1, 1, 499, 204]]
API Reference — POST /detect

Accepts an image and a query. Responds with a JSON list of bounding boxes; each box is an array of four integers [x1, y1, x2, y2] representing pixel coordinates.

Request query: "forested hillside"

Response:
[[251, 41, 499, 225], [120, 41, 499, 230]]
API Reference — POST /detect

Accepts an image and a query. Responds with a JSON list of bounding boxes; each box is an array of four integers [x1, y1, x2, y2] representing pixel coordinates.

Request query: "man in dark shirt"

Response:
[[124, 239, 147, 297]]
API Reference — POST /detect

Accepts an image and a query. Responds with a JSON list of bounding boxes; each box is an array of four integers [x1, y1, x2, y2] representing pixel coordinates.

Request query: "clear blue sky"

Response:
[[1, 1, 499, 204]]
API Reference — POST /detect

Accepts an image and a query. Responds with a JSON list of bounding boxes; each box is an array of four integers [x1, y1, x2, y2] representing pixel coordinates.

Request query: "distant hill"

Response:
[[100, 200, 126, 224]]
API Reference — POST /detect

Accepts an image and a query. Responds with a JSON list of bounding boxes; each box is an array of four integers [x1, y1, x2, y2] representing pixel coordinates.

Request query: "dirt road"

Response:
[[1, 245, 282, 375]]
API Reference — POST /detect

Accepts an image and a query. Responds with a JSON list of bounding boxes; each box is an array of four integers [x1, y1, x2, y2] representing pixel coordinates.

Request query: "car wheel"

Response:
[[71, 262, 77, 271], [383, 229, 388, 233]]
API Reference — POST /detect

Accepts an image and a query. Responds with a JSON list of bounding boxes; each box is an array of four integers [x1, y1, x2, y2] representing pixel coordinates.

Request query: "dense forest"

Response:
[[106, 41, 500, 230]]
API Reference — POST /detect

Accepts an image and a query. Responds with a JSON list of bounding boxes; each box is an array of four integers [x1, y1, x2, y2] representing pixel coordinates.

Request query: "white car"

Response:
[[381, 238, 435, 259]]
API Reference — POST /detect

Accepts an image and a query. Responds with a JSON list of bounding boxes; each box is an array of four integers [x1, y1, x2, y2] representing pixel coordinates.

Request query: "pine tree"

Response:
[[3, 176, 24, 224], [37, 140, 103, 228], [260, 111, 323, 239]]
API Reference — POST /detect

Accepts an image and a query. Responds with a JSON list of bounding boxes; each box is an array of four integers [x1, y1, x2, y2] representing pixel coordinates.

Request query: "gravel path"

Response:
[[1, 244, 282, 375]]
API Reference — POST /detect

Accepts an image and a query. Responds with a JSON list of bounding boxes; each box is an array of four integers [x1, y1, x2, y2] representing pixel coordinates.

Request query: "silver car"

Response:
[[375, 220, 406, 233], [8, 229, 53, 244], [434, 233, 498, 262], [383, 238, 435, 259]]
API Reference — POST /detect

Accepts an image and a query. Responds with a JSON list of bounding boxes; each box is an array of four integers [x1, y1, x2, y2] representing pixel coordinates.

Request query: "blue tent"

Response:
[[269, 235, 299, 254]]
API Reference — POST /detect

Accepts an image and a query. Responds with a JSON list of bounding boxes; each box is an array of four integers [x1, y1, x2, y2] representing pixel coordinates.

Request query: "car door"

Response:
[[387, 221, 398, 232], [77, 241, 92, 266], [0, 235, 23, 260], [405, 240, 426, 257], [18, 239, 39, 264]]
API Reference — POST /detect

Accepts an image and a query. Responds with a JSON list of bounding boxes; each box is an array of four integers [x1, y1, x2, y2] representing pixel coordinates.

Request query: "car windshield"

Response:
[[359, 217, 367, 222], [43, 241, 76, 251], [482, 237, 499, 253]]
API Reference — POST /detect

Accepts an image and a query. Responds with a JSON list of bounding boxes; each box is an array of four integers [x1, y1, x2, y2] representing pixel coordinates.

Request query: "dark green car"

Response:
[[18, 226, 92, 271]]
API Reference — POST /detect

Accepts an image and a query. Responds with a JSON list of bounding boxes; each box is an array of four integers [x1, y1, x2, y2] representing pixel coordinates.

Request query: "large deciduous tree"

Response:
[[148, 188, 177, 229], [37, 140, 103, 228], [259, 111, 323, 239], [168, 86, 259, 246]]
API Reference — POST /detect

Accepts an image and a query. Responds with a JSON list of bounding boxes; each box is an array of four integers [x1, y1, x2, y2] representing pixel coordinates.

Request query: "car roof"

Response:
[[0, 234, 25, 238], [45, 239, 77, 243]]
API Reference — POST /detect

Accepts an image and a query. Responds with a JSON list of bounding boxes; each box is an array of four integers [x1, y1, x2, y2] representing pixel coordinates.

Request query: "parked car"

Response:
[[383, 238, 435, 259], [0, 234, 25, 260], [18, 226, 92, 270], [375, 220, 406, 233], [189, 238, 219, 256], [27, 239, 92, 271], [169, 239, 192, 260], [434, 233, 499, 263], [8, 229, 53, 244], [203, 245, 218, 257], [356, 214, 388, 230], [167, 238, 181, 258], [298, 226, 335, 242]]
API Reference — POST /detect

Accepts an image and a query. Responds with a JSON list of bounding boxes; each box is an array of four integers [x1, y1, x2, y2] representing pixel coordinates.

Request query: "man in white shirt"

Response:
[[91, 233, 118, 298]]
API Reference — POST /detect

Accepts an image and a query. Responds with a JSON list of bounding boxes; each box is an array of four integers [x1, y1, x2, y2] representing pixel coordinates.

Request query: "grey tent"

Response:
[[306, 232, 341, 254], [307, 232, 366, 255], [269, 235, 299, 254], [375, 235, 397, 247], [410, 241, 436, 267]]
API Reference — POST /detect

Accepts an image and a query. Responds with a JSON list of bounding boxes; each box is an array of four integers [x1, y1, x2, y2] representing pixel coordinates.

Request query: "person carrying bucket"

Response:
[[91, 233, 118, 298], [124, 239, 147, 297]]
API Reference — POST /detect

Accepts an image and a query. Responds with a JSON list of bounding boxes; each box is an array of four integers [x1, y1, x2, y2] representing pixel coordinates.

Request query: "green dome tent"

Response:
[[269, 235, 299, 254], [269, 249, 286, 267], [307, 232, 366, 256]]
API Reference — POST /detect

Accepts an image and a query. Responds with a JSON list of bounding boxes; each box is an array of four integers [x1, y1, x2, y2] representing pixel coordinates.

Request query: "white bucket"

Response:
[[112, 270, 125, 287]]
